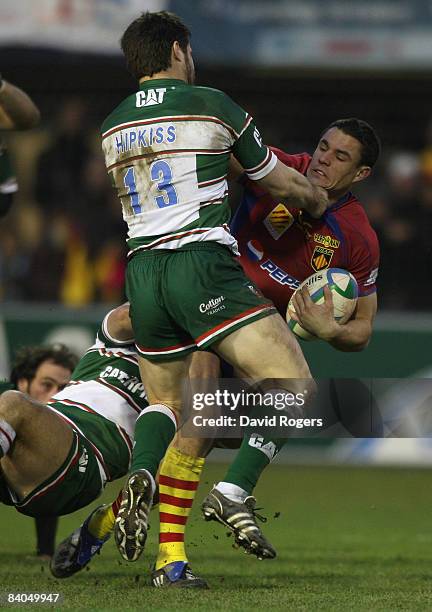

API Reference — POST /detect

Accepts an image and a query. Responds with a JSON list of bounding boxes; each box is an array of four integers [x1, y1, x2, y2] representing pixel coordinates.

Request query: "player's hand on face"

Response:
[[288, 285, 338, 341], [309, 185, 329, 218]]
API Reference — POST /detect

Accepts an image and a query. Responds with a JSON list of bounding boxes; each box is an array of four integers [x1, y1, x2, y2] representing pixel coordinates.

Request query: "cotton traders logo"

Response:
[[199, 296, 226, 315]]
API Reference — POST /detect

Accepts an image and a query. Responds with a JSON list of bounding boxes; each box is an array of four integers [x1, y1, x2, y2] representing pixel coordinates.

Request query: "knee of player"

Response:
[[287, 378, 317, 419], [262, 375, 316, 401]]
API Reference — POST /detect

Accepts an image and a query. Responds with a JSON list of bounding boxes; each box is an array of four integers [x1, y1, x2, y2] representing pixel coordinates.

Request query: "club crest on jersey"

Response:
[[314, 233, 340, 249], [263, 203, 294, 239], [311, 246, 334, 271]]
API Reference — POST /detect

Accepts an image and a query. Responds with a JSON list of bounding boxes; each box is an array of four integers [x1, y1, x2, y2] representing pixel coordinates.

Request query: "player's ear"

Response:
[[172, 41, 185, 64], [16, 378, 29, 393], [352, 166, 371, 184]]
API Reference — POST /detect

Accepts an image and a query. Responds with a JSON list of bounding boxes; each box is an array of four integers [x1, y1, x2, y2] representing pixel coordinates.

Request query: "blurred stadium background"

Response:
[[1, 0, 432, 465]]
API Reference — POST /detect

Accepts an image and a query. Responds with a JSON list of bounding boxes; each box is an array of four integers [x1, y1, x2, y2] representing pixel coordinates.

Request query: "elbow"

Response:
[[350, 341, 369, 352], [339, 336, 371, 353]]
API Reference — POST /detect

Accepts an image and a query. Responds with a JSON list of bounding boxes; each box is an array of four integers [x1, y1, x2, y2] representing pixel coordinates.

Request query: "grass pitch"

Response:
[[1, 463, 432, 610]]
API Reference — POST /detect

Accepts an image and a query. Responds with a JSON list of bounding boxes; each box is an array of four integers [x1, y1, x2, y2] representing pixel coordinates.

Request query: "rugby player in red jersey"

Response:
[[232, 118, 380, 350]]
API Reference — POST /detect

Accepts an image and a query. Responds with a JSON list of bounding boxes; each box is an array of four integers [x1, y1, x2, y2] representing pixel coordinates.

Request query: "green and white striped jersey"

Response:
[[49, 313, 146, 442], [101, 79, 276, 256]]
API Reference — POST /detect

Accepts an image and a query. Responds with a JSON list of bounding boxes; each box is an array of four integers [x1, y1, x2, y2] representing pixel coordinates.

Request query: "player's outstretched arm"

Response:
[[0, 77, 40, 130], [256, 158, 328, 218]]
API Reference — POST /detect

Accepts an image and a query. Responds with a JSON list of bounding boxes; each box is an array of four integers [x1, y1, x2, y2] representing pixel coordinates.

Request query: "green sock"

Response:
[[223, 433, 286, 494], [130, 406, 177, 477]]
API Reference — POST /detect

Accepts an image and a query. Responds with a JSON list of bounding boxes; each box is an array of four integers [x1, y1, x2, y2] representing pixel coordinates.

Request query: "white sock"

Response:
[[0, 420, 16, 457], [215, 481, 248, 503]]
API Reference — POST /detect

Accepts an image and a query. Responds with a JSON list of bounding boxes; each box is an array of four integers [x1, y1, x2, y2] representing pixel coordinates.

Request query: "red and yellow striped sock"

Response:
[[156, 447, 205, 570]]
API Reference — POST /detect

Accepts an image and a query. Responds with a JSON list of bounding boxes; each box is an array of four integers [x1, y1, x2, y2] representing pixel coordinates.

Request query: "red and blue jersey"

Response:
[[231, 148, 379, 315]]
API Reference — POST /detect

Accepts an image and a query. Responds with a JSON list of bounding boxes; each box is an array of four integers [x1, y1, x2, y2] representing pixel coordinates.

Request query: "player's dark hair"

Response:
[[324, 118, 381, 168], [10, 344, 78, 388], [121, 11, 191, 80]]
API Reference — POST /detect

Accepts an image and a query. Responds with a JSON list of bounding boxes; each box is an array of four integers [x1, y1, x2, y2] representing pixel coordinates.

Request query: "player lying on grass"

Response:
[[0, 308, 144, 557], [7, 345, 77, 560], [55, 118, 381, 585], [0, 305, 215, 587]]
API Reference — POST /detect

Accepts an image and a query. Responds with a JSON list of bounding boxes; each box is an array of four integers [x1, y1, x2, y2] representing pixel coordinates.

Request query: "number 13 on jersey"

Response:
[[123, 161, 178, 214]]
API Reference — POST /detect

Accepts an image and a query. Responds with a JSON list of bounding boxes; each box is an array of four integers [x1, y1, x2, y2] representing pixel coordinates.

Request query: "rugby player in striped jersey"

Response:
[[100, 10, 328, 566]]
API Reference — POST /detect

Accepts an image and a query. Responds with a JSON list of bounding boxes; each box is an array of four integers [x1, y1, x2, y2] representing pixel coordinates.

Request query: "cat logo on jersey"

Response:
[[263, 203, 294, 239], [136, 88, 166, 107], [311, 246, 334, 271]]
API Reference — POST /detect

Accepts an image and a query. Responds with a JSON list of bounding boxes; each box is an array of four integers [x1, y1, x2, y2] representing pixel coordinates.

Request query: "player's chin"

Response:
[[309, 175, 330, 190], [307, 171, 329, 189]]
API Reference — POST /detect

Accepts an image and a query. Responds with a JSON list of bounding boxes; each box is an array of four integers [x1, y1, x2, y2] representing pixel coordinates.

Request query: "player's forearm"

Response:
[[0, 80, 40, 130], [323, 318, 372, 352], [258, 163, 327, 218]]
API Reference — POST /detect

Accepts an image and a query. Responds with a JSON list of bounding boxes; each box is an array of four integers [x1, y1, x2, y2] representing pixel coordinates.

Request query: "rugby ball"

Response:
[[287, 268, 358, 341]]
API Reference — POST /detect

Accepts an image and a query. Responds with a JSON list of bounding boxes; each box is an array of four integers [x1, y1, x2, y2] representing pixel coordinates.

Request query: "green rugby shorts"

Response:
[[13, 403, 131, 517], [126, 243, 276, 361]]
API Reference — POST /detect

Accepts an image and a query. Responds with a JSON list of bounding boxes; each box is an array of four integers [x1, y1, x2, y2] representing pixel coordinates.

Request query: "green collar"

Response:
[[139, 78, 186, 89]]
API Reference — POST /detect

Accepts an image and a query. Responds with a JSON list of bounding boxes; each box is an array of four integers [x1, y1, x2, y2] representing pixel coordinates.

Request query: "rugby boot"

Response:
[[151, 561, 208, 588], [50, 506, 110, 578], [114, 470, 154, 561], [202, 487, 276, 560]]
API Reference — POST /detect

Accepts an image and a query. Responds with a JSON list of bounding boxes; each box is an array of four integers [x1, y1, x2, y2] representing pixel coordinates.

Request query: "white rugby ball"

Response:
[[287, 268, 358, 341]]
